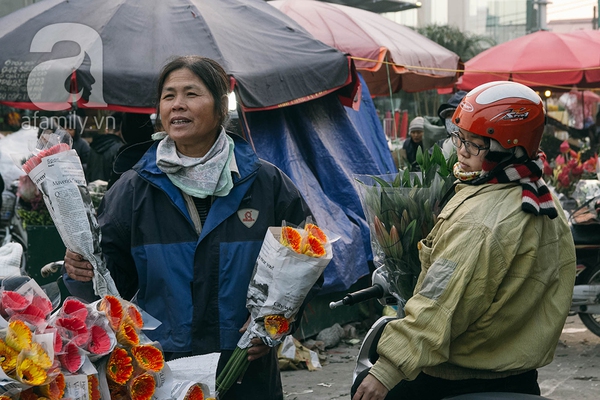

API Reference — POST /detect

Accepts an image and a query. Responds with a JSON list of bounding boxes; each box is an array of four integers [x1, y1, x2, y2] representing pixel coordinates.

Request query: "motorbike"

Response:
[[568, 194, 600, 336], [331, 195, 600, 399], [1, 179, 27, 271]]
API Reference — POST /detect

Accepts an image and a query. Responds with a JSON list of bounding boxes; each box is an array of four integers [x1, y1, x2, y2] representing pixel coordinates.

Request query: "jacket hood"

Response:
[[90, 134, 124, 154]]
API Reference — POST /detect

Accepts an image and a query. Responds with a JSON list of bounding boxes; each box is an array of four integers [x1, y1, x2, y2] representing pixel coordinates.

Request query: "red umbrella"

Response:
[[269, 0, 460, 96], [458, 30, 600, 91]]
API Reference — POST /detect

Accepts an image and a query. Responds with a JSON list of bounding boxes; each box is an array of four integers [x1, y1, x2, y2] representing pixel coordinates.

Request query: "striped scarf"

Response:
[[482, 152, 558, 219]]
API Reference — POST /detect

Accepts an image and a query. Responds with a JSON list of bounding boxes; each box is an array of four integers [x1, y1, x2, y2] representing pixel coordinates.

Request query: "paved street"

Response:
[[282, 315, 600, 399]]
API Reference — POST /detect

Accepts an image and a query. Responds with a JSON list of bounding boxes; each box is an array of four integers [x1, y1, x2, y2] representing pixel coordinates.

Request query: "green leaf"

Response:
[[372, 176, 392, 188], [415, 146, 424, 167]]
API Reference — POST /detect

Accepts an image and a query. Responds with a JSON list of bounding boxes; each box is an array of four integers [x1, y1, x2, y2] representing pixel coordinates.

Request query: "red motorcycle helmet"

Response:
[[452, 81, 546, 159]]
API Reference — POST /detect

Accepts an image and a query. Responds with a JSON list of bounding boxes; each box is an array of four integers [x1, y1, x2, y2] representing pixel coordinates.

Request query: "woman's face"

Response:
[[159, 68, 220, 157], [456, 129, 488, 172], [410, 129, 423, 143]]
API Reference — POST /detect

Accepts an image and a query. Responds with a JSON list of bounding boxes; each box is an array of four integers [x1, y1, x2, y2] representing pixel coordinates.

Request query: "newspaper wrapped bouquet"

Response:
[[17, 128, 118, 298], [215, 219, 332, 397]]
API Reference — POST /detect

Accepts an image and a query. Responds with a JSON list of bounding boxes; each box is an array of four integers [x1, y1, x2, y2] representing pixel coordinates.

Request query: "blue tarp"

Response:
[[243, 74, 396, 294]]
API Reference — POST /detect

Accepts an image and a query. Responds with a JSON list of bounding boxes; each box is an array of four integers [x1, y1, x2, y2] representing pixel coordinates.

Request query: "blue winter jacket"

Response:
[[66, 133, 315, 354]]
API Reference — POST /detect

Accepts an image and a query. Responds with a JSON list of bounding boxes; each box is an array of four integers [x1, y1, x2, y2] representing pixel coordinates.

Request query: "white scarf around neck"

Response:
[[155, 128, 234, 198]]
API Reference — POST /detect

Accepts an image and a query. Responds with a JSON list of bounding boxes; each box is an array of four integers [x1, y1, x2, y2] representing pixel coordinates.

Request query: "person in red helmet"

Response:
[[352, 81, 576, 400]]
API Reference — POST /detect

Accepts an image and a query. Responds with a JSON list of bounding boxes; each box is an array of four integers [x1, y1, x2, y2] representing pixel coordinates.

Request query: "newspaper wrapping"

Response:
[[26, 149, 119, 297], [239, 227, 332, 348]]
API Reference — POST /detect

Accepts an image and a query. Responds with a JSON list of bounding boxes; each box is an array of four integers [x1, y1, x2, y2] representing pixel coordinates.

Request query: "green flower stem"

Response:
[[215, 346, 250, 397]]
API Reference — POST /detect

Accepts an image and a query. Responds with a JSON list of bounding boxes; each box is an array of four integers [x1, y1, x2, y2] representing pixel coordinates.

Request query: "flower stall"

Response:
[[0, 277, 212, 399]]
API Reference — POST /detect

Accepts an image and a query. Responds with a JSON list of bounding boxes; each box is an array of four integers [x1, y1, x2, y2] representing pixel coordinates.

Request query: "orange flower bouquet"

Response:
[[215, 218, 333, 397], [90, 295, 173, 400]]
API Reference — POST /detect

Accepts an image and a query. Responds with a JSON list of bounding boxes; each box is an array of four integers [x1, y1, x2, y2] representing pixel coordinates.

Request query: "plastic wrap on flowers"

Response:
[[354, 145, 457, 302], [0, 285, 201, 399]]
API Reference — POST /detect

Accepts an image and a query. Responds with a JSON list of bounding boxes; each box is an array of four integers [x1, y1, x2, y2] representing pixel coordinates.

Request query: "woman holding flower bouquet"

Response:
[[64, 55, 319, 400], [353, 81, 576, 400]]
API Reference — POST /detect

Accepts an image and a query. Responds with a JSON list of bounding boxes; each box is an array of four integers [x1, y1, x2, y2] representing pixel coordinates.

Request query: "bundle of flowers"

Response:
[[16, 128, 119, 298], [0, 278, 213, 399], [355, 145, 457, 302], [215, 219, 333, 398], [543, 140, 598, 198]]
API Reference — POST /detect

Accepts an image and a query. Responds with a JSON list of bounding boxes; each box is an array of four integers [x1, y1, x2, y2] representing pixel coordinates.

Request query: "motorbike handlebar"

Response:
[[329, 284, 384, 309]]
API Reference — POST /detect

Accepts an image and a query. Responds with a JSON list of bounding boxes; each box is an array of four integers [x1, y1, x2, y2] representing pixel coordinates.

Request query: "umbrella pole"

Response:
[[385, 55, 396, 140]]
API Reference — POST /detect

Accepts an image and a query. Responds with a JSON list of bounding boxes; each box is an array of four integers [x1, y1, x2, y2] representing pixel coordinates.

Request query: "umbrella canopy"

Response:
[[0, 0, 356, 112], [458, 30, 600, 91], [269, 0, 460, 96]]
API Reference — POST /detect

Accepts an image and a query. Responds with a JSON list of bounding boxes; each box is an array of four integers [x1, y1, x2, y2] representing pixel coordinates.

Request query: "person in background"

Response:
[[436, 91, 467, 157], [0, 171, 4, 211], [352, 81, 576, 400], [401, 116, 424, 171], [63, 114, 90, 170], [587, 109, 600, 153], [85, 112, 125, 183], [107, 112, 155, 189], [63, 55, 320, 400]]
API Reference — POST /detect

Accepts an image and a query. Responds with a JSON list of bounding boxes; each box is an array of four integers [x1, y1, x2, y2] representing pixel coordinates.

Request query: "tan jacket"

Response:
[[370, 183, 576, 390]]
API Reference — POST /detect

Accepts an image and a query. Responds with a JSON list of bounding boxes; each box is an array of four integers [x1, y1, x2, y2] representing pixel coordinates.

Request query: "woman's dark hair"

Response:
[[156, 56, 229, 128]]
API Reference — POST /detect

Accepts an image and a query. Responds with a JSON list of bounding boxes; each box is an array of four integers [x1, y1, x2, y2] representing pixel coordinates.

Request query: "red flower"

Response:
[[19, 388, 38, 400], [88, 374, 101, 400], [107, 347, 134, 385], [59, 342, 84, 373], [99, 295, 124, 329], [117, 323, 139, 347], [131, 345, 164, 372], [31, 296, 53, 316], [56, 317, 89, 346], [571, 165, 584, 177], [558, 171, 571, 187], [264, 315, 291, 339], [559, 140, 570, 154], [583, 154, 598, 172], [184, 384, 205, 400], [39, 372, 66, 400], [281, 226, 302, 253], [1, 291, 29, 314], [88, 325, 112, 355], [542, 159, 553, 176], [62, 298, 88, 321], [129, 373, 156, 400], [125, 305, 144, 330]]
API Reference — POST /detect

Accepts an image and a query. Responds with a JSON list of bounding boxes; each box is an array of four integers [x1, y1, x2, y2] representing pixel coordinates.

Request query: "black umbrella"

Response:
[[0, 0, 355, 112]]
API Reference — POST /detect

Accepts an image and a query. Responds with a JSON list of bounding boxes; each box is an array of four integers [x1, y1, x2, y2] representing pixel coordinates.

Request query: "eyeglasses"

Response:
[[450, 131, 489, 156]]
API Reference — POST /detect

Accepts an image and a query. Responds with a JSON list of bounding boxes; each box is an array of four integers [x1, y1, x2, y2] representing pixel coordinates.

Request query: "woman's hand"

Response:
[[64, 249, 95, 282], [239, 317, 270, 361], [352, 374, 389, 400]]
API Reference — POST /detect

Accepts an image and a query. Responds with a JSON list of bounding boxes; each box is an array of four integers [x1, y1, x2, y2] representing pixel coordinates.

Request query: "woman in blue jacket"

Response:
[[64, 56, 317, 400]]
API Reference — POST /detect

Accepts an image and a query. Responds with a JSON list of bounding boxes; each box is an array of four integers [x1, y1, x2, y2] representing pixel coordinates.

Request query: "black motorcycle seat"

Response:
[[571, 222, 600, 246]]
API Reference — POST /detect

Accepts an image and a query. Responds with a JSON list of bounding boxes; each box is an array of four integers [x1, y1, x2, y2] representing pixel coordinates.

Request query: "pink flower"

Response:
[[542, 160, 553, 176], [571, 165, 584, 177], [555, 154, 565, 166], [558, 172, 571, 187], [559, 140, 570, 154]]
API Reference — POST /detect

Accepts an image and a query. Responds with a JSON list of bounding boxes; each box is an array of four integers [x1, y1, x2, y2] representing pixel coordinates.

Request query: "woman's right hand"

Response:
[[64, 249, 95, 282]]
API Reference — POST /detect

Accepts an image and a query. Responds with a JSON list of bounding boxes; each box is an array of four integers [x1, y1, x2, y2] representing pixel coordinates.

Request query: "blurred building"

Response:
[[382, 0, 591, 45], [0, 0, 37, 18]]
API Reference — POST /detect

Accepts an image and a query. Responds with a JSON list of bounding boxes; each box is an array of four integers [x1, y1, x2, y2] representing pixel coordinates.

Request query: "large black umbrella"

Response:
[[0, 0, 355, 112]]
